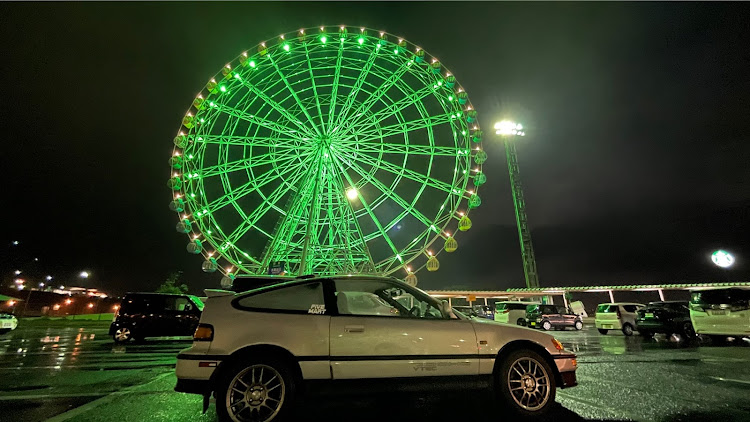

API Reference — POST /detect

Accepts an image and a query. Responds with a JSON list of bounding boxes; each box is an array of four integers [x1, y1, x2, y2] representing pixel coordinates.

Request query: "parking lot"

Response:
[[1, 323, 749, 422]]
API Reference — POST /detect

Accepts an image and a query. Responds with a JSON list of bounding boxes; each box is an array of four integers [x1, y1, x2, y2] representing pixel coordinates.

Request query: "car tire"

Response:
[[598, 328, 608, 335], [113, 327, 133, 343], [516, 318, 526, 327], [639, 330, 653, 338], [495, 349, 557, 418], [682, 322, 695, 340], [216, 357, 296, 422], [574, 320, 583, 331], [622, 323, 634, 336], [541, 320, 552, 331]]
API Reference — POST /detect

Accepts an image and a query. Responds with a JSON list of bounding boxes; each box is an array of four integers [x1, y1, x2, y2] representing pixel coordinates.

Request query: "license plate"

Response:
[[710, 310, 727, 316], [530, 322, 536, 326], [645, 312, 654, 318], [603, 324, 613, 329]]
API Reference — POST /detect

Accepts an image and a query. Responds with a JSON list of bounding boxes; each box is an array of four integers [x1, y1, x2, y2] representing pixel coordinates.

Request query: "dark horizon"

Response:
[[2, 2, 749, 296]]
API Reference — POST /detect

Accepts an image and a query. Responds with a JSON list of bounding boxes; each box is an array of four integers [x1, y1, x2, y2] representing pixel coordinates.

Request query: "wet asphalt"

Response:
[[0, 323, 749, 422]]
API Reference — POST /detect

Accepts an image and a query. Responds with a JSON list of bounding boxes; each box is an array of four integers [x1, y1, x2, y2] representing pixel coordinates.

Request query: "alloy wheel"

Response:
[[114, 328, 131, 342], [507, 356, 551, 411], [226, 364, 285, 422]]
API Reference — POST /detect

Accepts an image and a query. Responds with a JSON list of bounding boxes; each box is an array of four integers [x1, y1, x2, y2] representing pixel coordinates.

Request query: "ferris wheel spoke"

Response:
[[336, 142, 467, 158], [267, 55, 322, 137], [343, 114, 455, 143], [328, 154, 401, 261], [223, 160, 314, 246], [332, 57, 412, 136], [195, 149, 309, 178], [334, 147, 460, 195], [334, 154, 437, 231], [303, 41, 329, 135], [329, 45, 381, 135], [192, 135, 305, 148], [214, 103, 302, 139], [204, 157, 311, 214], [338, 83, 437, 137], [233, 78, 319, 140]]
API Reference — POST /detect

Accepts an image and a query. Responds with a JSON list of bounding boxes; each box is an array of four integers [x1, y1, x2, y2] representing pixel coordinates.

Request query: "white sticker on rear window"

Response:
[[308, 304, 326, 314]]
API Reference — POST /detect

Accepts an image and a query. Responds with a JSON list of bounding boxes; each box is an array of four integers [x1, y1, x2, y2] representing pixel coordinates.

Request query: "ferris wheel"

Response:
[[168, 26, 486, 285]]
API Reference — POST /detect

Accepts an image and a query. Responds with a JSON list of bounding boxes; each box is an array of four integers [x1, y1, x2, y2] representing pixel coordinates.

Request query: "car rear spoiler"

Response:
[[204, 289, 235, 298]]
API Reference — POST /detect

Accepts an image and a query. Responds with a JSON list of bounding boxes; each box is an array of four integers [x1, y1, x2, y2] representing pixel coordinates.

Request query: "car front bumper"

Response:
[[553, 353, 578, 388]]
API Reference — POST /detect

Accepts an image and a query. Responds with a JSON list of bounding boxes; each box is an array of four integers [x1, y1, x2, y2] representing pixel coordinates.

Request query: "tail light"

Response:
[[194, 323, 214, 341], [616, 308, 622, 319], [502, 309, 510, 314]]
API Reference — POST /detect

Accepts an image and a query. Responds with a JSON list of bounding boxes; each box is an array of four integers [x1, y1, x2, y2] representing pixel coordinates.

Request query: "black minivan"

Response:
[[109, 293, 204, 343]]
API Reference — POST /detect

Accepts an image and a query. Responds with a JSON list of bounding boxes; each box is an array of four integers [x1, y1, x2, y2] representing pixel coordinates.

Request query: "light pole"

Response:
[[495, 120, 540, 289], [711, 249, 735, 282]]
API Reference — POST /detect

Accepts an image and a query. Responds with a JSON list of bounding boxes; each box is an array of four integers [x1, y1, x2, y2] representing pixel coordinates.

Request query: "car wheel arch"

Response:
[[492, 340, 562, 387], [210, 344, 304, 394]]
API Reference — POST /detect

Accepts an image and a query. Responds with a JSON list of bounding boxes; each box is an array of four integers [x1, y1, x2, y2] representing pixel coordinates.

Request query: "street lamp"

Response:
[[79, 271, 90, 279], [46, 275, 53, 281], [495, 120, 540, 289]]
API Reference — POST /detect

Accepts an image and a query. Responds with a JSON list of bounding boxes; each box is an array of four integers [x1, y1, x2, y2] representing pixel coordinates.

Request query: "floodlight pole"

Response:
[[497, 121, 540, 289]]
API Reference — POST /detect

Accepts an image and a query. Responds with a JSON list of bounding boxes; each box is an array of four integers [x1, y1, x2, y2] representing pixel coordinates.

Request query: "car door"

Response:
[[541, 305, 559, 326], [168, 296, 200, 336], [556, 306, 574, 326], [329, 278, 478, 379]]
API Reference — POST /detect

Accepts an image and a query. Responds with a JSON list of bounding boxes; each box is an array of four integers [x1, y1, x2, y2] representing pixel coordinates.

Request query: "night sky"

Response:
[[1, 2, 749, 296]]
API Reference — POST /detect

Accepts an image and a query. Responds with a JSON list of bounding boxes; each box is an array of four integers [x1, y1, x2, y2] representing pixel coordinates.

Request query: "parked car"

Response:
[[0, 313, 18, 335], [109, 293, 204, 343], [494, 301, 531, 326], [525, 304, 583, 331], [689, 288, 750, 342], [636, 301, 694, 339], [473, 304, 494, 320], [595, 303, 645, 336], [175, 276, 578, 421]]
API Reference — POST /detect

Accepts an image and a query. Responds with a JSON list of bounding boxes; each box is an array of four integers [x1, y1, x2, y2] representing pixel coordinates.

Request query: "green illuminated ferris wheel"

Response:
[[168, 26, 487, 284]]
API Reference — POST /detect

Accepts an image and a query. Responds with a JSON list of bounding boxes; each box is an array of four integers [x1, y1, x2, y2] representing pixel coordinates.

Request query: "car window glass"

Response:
[[123, 296, 166, 313], [623, 305, 638, 313], [167, 297, 192, 312], [335, 279, 443, 319], [556, 306, 568, 314], [237, 282, 325, 314]]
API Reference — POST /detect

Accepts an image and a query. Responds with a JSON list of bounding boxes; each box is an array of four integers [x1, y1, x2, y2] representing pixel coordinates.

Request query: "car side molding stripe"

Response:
[[177, 353, 227, 361], [178, 353, 500, 362]]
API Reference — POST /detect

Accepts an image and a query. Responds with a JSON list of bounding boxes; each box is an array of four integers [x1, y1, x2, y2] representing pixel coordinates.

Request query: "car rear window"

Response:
[[691, 289, 750, 306], [236, 282, 325, 314], [597, 304, 618, 313], [622, 305, 639, 313]]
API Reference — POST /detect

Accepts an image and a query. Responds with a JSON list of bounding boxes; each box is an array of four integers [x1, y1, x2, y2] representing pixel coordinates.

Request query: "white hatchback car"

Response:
[[0, 313, 18, 334], [175, 276, 578, 421]]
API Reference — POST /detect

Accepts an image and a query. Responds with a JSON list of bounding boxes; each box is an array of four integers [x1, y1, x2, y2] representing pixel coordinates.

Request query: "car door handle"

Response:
[[345, 325, 365, 333]]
